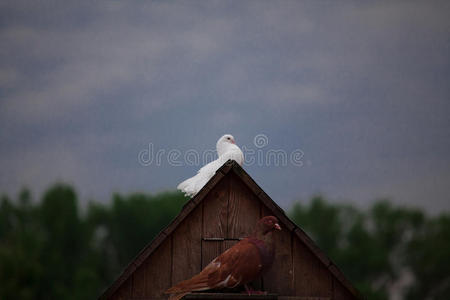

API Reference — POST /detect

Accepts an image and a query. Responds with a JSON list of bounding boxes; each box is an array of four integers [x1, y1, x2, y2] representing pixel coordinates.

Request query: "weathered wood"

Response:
[[228, 173, 261, 239], [132, 239, 172, 298], [333, 277, 355, 300], [193, 169, 226, 204], [203, 176, 229, 238], [101, 160, 361, 300], [100, 254, 137, 300], [293, 228, 331, 269], [134, 231, 168, 267], [329, 265, 361, 300], [230, 163, 295, 232], [132, 258, 147, 298], [202, 240, 223, 268], [257, 192, 296, 232], [224, 239, 238, 250], [278, 297, 331, 300], [262, 207, 294, 295], [109, 277, 131, 300], [185, 293, 278, 299], [172, 205, 203, 285], [230, 163, 262, 197], [144, 238, 172, 297], [293, 237, 332, 297]]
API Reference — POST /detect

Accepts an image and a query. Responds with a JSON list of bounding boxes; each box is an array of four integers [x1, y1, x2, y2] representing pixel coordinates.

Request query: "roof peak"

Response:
[[99, 160, 362, 300]]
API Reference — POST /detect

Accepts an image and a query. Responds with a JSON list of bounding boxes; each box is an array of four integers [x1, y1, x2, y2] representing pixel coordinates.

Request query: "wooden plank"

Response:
[[224, 239, 238, 250], [134, 231, 168, 267], [172, 205, 203, 285], [333, 277, 355, 300], [109, 277, 131, 300], [217, 159, 235, 175], [133, 239, 172, 298], [230, 162, 263, 196], [293, 228, 331, 268], [262, 207, 294, 295], [203, 176, 230, 238], [202, 240, 223, 268], [193, 170, 226, 204], [251, 275, 263, 291], [257, 192, 296, 232], [132, 258, 146, 298], [278, 298, 330, 300], [144, 238, 172, 297], [228, 173, 261, 239], [329, 264, 361, 300], [100, 257, 137, 300], [293, 237, 332, 297], [185, 293, 277, 299], [230, 161, 295, 232], [103, 161, 361, 300]]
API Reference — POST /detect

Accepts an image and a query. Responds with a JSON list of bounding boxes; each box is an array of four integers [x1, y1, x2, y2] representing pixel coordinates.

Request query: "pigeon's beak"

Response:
[[231, 139, 236, 144], [274, 223, 281, 230]]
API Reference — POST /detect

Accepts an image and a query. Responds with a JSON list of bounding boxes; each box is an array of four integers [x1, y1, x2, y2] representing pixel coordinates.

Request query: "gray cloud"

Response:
[[1, 0, 449, 212]]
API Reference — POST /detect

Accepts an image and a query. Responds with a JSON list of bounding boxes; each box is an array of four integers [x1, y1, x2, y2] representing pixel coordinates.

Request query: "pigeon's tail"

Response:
[[165, 272, 210, 294], [168, 292, 190, 300]]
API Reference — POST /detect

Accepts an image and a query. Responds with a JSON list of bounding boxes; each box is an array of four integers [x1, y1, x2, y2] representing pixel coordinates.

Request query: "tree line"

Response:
[[0, 184, 449, 299]]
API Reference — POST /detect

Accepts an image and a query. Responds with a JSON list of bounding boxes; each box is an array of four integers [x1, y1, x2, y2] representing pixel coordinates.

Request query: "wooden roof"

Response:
[[99, 160, 362, 300]]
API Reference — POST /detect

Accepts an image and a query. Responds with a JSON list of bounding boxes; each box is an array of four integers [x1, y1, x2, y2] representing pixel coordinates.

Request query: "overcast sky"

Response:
[[1, 1, 449, 213]]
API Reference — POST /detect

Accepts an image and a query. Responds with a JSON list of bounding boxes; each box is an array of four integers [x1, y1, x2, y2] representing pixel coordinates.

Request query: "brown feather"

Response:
[[165, 216, 281, 297], [168, 292, 189, 300]]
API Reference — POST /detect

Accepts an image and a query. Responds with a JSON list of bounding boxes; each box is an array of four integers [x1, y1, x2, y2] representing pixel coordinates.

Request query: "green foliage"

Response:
[[87, 191, 186, 278], [406, 215, 450, 300], [0, 185, 448, 300], [0, 185, 186, 300], [289, 197, 444, 300]]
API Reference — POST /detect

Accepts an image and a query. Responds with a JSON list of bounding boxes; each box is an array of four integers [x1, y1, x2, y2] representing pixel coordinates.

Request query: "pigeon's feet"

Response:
[[243, 284, 267, 295]]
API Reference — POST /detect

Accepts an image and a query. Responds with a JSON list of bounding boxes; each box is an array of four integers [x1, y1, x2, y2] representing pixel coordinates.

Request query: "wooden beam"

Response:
[[184, 293, 278, 299]]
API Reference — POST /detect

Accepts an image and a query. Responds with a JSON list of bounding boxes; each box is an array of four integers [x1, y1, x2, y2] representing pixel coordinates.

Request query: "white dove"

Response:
[[177, 134, 244, 197]]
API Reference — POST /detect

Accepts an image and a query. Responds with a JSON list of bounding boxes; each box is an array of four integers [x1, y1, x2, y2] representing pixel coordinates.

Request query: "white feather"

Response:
[[177, 134, 244, 197]]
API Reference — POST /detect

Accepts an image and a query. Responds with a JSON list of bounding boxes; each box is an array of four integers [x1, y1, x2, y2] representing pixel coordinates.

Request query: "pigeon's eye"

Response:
[[227, 137, 230, 140]]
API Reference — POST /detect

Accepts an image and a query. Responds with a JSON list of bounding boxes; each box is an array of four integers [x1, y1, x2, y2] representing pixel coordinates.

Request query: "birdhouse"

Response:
[[99, 161, 362, 300]]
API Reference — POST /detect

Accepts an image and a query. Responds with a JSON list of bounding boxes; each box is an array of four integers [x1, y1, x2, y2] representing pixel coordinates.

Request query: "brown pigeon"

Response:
[[165, 216, 281, 299]]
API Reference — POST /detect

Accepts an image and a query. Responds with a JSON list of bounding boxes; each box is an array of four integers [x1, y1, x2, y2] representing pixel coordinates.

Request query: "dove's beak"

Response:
[[274, 223, 281, 230]]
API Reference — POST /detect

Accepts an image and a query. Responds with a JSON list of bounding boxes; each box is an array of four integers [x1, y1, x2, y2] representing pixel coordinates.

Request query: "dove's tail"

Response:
[[177, 176, 194, 192], [177, 173, 211, 197], [177, 176, 198, 197]]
